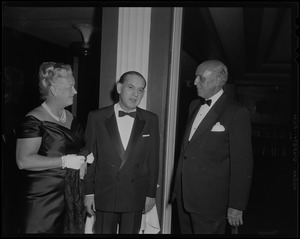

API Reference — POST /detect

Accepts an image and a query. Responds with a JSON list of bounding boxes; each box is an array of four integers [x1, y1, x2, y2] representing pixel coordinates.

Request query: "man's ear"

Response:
[[116, 83, 122, 94], [216, 76, 224, 86]]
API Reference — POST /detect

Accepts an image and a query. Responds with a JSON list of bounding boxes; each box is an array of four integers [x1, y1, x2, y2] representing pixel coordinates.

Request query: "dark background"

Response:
[[171, 6, 298, 237]]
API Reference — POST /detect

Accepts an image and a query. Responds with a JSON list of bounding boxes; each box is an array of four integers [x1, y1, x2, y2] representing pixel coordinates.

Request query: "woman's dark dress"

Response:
[[16, 115, 86, 234]]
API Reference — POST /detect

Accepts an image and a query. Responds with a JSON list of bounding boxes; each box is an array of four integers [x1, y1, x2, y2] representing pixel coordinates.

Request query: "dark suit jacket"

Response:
[[174, 93, 253, 220], [83, 105, 159, 212]]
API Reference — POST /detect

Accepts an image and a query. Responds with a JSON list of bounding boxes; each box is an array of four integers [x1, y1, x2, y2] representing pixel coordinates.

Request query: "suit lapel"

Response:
[[189, 93, 229, 144], [189, 109, 219, 143], [183, 102, 201, 150], [105, 107, 125, 161], [120, 108, 145, 169]]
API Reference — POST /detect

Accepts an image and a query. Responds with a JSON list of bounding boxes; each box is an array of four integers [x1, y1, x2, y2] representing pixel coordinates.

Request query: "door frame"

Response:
[[161, 7, 183, 234]]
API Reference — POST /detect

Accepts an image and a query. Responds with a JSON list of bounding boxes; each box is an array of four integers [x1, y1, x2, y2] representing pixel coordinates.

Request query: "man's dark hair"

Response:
[[118, 71, 146, 87]]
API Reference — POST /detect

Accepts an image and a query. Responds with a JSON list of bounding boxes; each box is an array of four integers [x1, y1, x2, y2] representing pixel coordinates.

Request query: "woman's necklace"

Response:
[[41, 102, 66, 123]]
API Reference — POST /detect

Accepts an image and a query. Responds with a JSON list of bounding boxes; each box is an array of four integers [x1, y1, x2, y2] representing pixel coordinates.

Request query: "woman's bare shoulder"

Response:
[[26, 105, 47, 121]]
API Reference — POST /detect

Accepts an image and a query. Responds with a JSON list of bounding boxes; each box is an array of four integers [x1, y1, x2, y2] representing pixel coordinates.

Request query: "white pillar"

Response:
[[162, 7, 183, 234], [116, 7, 152, 109]]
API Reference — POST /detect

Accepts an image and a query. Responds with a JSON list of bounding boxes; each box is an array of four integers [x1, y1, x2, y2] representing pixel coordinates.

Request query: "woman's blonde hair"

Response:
[[38, 62, 73, 100]]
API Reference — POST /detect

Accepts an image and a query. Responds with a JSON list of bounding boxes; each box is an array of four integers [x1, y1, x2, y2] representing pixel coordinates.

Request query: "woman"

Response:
[[16, 62, 91, 234]]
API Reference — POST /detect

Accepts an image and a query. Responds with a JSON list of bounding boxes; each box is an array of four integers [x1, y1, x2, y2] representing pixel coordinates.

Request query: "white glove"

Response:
[[86, 152, 94, 164], [62, 154, 85, 170]]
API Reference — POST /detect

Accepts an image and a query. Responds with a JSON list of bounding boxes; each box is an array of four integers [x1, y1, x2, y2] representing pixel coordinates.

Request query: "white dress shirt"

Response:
[[114, 103, 136, 150], [188, 89, 224, 141]]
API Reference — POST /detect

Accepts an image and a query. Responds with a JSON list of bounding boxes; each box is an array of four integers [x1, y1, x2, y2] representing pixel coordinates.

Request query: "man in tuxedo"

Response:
[[83, 71, 159, 234], [173, 60, 253, 234]]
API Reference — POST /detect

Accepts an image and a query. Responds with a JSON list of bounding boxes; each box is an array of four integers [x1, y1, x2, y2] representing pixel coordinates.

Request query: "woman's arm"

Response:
[[16, 137, 63, 171]]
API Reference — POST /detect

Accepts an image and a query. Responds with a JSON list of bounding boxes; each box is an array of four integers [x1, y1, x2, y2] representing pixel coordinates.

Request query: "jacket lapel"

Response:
[[183, 102, 201, 150], [120, 108, 145, 169], [105, 106, 125, 161], [189, 93, 229, 144]]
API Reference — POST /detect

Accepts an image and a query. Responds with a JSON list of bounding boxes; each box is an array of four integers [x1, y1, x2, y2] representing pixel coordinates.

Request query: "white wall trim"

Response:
[[161, 7, 183, 234], [116, 7, 152, 109]]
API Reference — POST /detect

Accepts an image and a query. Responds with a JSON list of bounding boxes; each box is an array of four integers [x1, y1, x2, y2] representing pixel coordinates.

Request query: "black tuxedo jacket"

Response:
[[83, 105, 159, 212], [174, 93, 253, 220]]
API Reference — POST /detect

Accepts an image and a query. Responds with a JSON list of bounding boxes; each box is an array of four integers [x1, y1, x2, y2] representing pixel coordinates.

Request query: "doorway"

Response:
[[170, 6, 297, 236]]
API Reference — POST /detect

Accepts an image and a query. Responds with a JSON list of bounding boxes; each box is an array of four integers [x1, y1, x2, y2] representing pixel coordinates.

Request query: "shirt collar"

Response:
[[207, 89, 224, 107]]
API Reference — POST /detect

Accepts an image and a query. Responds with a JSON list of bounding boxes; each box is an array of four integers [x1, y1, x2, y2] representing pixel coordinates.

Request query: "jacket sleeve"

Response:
[[147, 114, 160, 198], [229, 107, 253, 210], [83, 111, 97, 195]]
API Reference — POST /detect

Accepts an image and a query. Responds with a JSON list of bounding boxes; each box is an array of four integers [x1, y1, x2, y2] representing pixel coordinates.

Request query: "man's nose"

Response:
[[133, 89, 138, 96], [73, 87, 77, 94]]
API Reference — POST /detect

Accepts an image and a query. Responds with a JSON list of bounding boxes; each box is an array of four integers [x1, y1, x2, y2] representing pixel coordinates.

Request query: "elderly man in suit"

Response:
[[83, 71, 159, 234], [173, 60, 253, 234]]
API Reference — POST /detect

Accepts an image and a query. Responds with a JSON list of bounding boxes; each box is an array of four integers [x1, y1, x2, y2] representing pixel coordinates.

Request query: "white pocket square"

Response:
[[143, 134, 150, 137], [211, 122, 225, 132]]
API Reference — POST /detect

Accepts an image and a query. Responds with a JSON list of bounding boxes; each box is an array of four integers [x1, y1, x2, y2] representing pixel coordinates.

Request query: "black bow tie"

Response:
[[118, 111, 136, 118], [200, 98, 212, 106]]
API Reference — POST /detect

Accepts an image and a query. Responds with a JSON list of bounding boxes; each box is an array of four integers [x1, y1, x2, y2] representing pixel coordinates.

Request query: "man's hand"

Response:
[[227, 207, 243, 226], [144, 197, 156, 213], [85, 195, 95, 216]]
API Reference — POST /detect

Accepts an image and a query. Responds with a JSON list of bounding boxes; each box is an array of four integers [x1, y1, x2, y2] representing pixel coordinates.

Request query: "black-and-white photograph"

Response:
[[2, 1, 298, 237]]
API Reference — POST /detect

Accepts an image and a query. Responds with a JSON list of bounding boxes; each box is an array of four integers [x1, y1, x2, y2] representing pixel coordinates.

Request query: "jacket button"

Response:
[[116, 178, 120, 182], [111, 163, 115, 167], [184, 156, 187, 160]]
